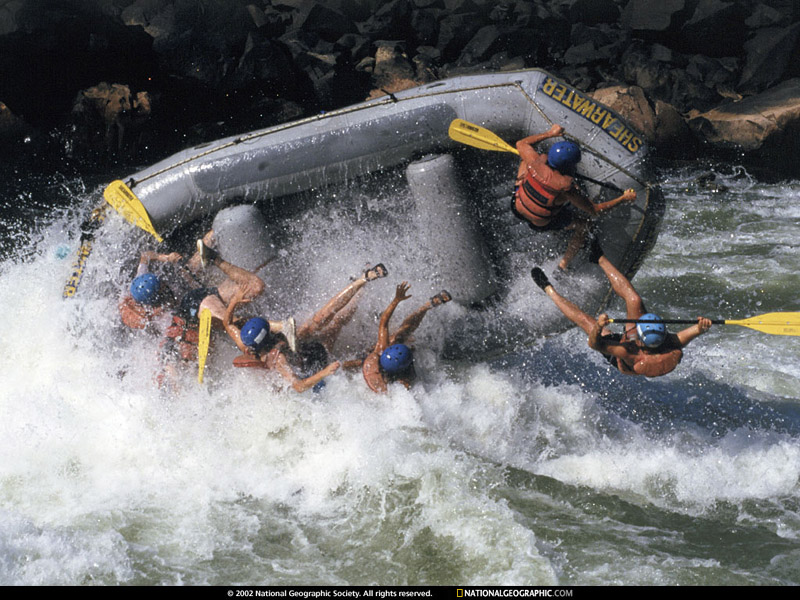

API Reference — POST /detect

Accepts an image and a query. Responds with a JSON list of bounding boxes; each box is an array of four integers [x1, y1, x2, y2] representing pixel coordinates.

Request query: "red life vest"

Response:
[[119, 296, 165, 329], [162, 315, 200, 362], [514, 165, 572, 227], [233, 353, 267, 368]]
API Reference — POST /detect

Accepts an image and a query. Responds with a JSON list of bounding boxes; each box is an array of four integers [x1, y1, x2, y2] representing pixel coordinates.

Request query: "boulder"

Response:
[[590, 85, 657, 143], [688, 78, 800, 149], [229, 31, 300, 94], [677, 0, 749, 57], [590, 84, 694, 154], [370, 42, 417, 91], [436, 12, 484, 62], [0, 0, 24, 36], [653, 99, 694, 154], [410, 7, 440, 47], [358, 0, 413, 39], [738, 23, 800, 93], [69, 82, 152, 154], [294, 1, 357, 42], [745, 2, 788, 27], [620, 0, 693, 32], [0, 100, 30, 141], [456, 24, 516, 66], [688, 78, 800, 174], [565, 0, 620, 25]]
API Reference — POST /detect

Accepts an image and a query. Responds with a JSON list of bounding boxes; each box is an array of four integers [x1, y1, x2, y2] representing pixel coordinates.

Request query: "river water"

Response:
[[0, 156, 799, 586]]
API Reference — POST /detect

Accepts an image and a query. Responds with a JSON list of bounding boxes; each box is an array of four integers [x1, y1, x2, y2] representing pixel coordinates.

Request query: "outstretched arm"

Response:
[[570, 188, 637, 217], [139, 250, 182, 265], [516, 124, 564, 164], [267, 349, 341, 393], [675, 317, 712, 348]]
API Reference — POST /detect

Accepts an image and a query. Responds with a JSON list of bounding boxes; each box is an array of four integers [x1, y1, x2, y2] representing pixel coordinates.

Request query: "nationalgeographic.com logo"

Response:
[[457, 590, 573, 598]]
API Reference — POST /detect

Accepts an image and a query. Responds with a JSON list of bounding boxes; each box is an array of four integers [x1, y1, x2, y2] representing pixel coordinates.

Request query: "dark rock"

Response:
[[0, 4, 158, 129], [565, 0, 620, 25], [410, 8, 440, 47], [621, 45, 674, 102], [443, 0, 491, 15], [456, 24, 517, 67], [412, 46, 442, 82], [0, 0, 24, 36], [358, 0, 413, 39], [745, 2, 789, 27], [686, 55, 741, 102], [228, 32, 299, 95], [620, 0, 695, 32], [738, 23, 800, 93], [335, 33, 373, 62], [653, 99, 695, 154], [0, 100, 31, 142], [294, 1, 357, 42], [678, 0, 750, 57], [436, 12, 484, 62], [254, 5, 294, 38]]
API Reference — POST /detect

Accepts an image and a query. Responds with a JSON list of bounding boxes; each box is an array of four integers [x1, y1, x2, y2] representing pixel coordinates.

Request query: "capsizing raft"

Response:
[[101, 69, 665, 360]]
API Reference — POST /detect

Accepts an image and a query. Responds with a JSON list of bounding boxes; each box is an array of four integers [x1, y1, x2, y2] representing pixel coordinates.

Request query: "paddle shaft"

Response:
[[611, 319, 724, 325], [610, 314, 800, 336]]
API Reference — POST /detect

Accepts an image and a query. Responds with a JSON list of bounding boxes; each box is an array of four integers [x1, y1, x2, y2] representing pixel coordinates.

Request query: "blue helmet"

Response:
[[637, 313, 666, 348], [547, 141, 581, 172], [379, 344, 413, 374], [241, 317, 271, 350], [130, 273, 160, 305]]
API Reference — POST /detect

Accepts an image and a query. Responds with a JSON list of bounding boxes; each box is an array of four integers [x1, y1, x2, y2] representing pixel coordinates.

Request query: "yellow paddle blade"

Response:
[[103, 179, 163, 243], [197, 308, 212, 383], [725, 312, 800, 336], [448, 119, 520, 155]]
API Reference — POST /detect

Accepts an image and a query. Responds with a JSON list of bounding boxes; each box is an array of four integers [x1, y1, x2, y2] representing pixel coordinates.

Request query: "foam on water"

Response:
[[1, 163, 799, 585]]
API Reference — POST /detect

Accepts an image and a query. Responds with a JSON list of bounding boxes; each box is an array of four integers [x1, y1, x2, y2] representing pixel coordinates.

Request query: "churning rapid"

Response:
[[1, 162, 799, 586]]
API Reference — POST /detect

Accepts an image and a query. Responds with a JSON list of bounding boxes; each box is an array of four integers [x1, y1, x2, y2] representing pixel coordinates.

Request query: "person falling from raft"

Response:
[[362, 281, 452, 393], [227, 263, 390, 393], [531, 240, 712, 378], [513, 123, 637, 270], [120, 231, 295, 380]]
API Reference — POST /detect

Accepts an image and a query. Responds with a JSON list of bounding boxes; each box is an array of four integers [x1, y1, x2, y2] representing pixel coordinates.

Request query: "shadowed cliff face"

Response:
[[2, 0, 800, 178]]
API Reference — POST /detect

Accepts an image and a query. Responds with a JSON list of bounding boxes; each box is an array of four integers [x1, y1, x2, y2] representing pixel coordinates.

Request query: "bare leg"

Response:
[[390, 291, 451, 345], [558, 218, 590, 271], [215, 260, 265, 304], [313, 288, 365, 349], [298, 264, 387, 341], [597, 255, 646, 320], [298, 279, 367, 340], [543, 285, 596, 335]]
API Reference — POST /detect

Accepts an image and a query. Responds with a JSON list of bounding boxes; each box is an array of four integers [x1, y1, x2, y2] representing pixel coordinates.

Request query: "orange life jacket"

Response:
[[514, 165, 572, 227], [233, 353, 267, 368], [162, 315, 200, 362], [119, 296, 165, 329]]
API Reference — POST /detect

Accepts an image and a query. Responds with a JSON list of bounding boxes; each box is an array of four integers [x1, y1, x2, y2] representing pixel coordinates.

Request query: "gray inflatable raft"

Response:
[[106, 69, 664, 359]]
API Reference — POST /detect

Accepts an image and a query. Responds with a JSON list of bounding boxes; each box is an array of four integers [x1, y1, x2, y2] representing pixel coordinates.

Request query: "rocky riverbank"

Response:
[[2, 0, 800, 178]]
